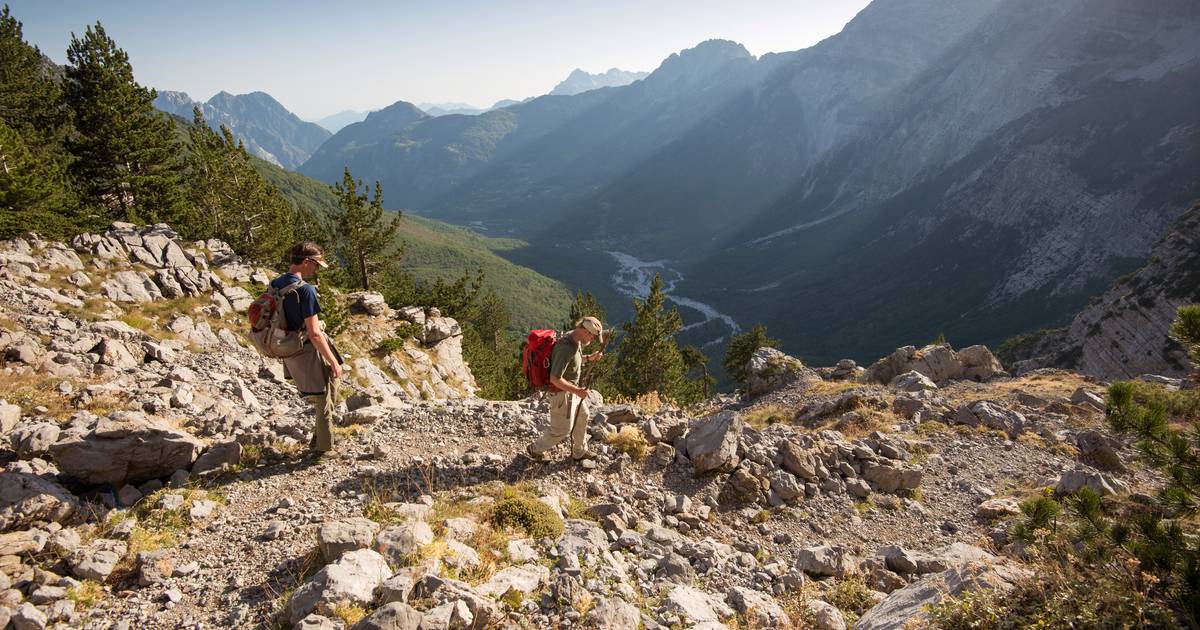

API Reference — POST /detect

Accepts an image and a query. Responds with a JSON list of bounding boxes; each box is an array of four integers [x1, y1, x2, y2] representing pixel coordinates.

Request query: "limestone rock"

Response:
[[319, 517, 382, 562], [375, 521, 434, 568], [11, 422, 60, 459], [69, 539, 127, 581], [589, 597, 641, 630], [976, 497, 1021, 520], [969, 401, 1026, 437], [686, 411, 743, 474], [727, 586, 787, 627], [286, 549, 392, 625], [50, 412, 205, 486], [1075, 429, 1125, 472], [807, 600, 847, 630], [889, 370, 937, 392], [744, 347, 813, 396], [797, 545, 856, 578], [475, 563, 549, 597], [856, 560, 1028, 630], [861, 461, 922, 493], [101, 270, 163, 303], [350, 602, 423, 630], [0, 472, 80, 531], [958, 345, 1006, 381], [1056, 467, 1128, 496], [191, 441, 242, 475], [663, 585, 734, 624], [779, 441, 819, 481]]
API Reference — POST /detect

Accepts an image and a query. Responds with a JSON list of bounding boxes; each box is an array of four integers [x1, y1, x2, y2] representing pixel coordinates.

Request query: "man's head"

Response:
[[288, 241, 328, 277], [573, 316, 603, 344]]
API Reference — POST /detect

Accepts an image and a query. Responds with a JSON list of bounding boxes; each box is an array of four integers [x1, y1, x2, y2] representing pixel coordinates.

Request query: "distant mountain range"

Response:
[[549, 68, 648, 95], [315, 109, 369, 133], [153, 90, 330, 170], [294, 0, 1200, 365]]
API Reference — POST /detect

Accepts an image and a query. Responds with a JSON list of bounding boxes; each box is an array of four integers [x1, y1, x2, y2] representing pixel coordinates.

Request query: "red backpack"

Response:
[[523, 329, 558, 389]]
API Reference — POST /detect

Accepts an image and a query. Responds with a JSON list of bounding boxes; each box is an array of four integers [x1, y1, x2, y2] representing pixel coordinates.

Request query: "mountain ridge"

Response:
[[153, 89, 331, 169]]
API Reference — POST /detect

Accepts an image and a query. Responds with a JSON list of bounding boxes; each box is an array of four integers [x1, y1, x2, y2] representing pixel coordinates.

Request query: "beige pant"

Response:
[[304, 363, 338, 452], [531, 390, 590, 458]]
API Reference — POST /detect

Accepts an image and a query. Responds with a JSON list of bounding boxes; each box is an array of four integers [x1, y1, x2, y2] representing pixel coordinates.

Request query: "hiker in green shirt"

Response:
[[526, 316, 604, 463]]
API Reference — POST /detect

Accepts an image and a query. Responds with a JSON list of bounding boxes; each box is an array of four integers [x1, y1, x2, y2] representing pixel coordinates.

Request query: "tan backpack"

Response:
[[246, 279, 307, 359]]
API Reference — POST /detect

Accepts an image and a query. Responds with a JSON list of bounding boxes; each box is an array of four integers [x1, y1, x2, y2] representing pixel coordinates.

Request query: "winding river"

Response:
[[607, 251, 740, 348]]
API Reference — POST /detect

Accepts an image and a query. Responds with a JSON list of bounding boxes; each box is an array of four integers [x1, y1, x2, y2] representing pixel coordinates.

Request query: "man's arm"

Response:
[[304, 315, 343, 379], [549, 375, 587, 398]]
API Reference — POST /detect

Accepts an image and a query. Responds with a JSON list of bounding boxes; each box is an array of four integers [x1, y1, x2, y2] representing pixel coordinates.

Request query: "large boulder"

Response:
[[744, 347, 812, 396], [797, 545, 856, 578], [958, 345, 1006, 381], [50, 412, 204, 486], [286, 549, 392, 625], [101, 270, 163, 303], [318, 517, 381, 562], [663, 585, 734, 625], [0, 472, 80, 531], [855, 559, 1028, 630], [685, 411, 743, 474], [779, 441, 819, 481], [867, 343, 1004, 385], [861, 461, 923, 494], [969, 401, 1026, 437]]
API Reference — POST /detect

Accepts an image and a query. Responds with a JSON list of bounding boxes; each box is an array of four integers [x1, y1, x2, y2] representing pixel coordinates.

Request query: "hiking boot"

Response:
[[524, 445, 547, 462], [572, 449, 597, 462]]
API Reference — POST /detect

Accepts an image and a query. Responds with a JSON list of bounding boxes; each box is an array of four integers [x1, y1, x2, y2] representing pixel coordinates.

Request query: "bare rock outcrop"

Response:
[[1006, 204, 1200, 380], [49, 412, 205, 487]]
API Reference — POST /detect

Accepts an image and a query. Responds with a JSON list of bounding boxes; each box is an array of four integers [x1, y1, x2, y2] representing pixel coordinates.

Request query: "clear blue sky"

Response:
[[9, 0, 870, 121]]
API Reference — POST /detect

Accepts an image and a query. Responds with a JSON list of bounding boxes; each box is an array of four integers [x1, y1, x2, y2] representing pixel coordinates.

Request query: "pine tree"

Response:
[[183, 109, 298, 264], [0, 6, 70, 151], [567, 290, 606, 328], [0, 5, 75, 233], [330, 167, 401, 290], [1171, 305, 1200, 372], [723, 323, 780, 388], [0, 120, 75, 236], [612, 273, 693, 402], [681, 345, 714, 399], [64, 21, 183, 224]]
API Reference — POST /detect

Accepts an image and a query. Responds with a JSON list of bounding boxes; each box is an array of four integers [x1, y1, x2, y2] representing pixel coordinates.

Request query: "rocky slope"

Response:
[[154, 90, 332, 170], [1004, 203, 1200, 380], [0, 225, 1164, 630]]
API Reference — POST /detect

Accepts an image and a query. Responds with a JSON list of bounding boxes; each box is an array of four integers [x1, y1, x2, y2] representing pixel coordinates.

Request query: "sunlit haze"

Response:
[[10, 0, 870, 120]]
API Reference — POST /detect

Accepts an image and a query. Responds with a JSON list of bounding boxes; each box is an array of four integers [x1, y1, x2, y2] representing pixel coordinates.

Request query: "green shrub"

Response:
[[489, 496, 564, 539]]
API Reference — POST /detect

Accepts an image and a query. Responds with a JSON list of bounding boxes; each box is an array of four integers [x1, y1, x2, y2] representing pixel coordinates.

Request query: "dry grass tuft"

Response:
[[743, 404, 793, 430], [605, 425, 650, 459]]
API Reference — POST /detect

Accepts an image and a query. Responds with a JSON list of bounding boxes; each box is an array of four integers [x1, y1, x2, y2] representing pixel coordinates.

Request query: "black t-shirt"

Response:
[[269, 273, 321, 332]]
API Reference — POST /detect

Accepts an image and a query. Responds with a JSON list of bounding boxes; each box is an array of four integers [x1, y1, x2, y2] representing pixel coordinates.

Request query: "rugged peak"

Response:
[[654, 39, 753, 74]]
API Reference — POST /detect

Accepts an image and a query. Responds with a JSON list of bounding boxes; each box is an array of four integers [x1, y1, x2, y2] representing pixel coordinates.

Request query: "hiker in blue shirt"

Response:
[[271, 241, 343, 453]]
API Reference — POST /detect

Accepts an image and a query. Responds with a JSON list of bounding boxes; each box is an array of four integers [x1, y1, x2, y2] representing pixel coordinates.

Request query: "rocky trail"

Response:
[[0, 223, 1174, 630]]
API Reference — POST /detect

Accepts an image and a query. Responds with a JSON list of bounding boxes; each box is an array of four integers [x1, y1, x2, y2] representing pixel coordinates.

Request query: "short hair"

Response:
[[289, 241, 324, 265]]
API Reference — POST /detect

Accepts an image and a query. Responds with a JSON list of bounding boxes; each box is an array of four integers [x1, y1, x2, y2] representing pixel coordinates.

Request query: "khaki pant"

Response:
[[531, 390, 590, 458], [305, 389, 335, 452]]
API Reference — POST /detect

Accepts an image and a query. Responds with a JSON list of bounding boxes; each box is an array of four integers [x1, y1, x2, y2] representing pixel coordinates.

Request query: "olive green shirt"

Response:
[[549, 334, 582, 385]]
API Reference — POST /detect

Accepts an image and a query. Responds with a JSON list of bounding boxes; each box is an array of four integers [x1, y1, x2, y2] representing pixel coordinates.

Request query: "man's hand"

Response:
[[330, 363, 344, 379], [585, 352, 604, 362]]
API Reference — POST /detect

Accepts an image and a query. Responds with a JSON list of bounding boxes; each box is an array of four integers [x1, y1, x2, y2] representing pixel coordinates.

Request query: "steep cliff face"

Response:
[[1006, 204, 1200, 379]]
